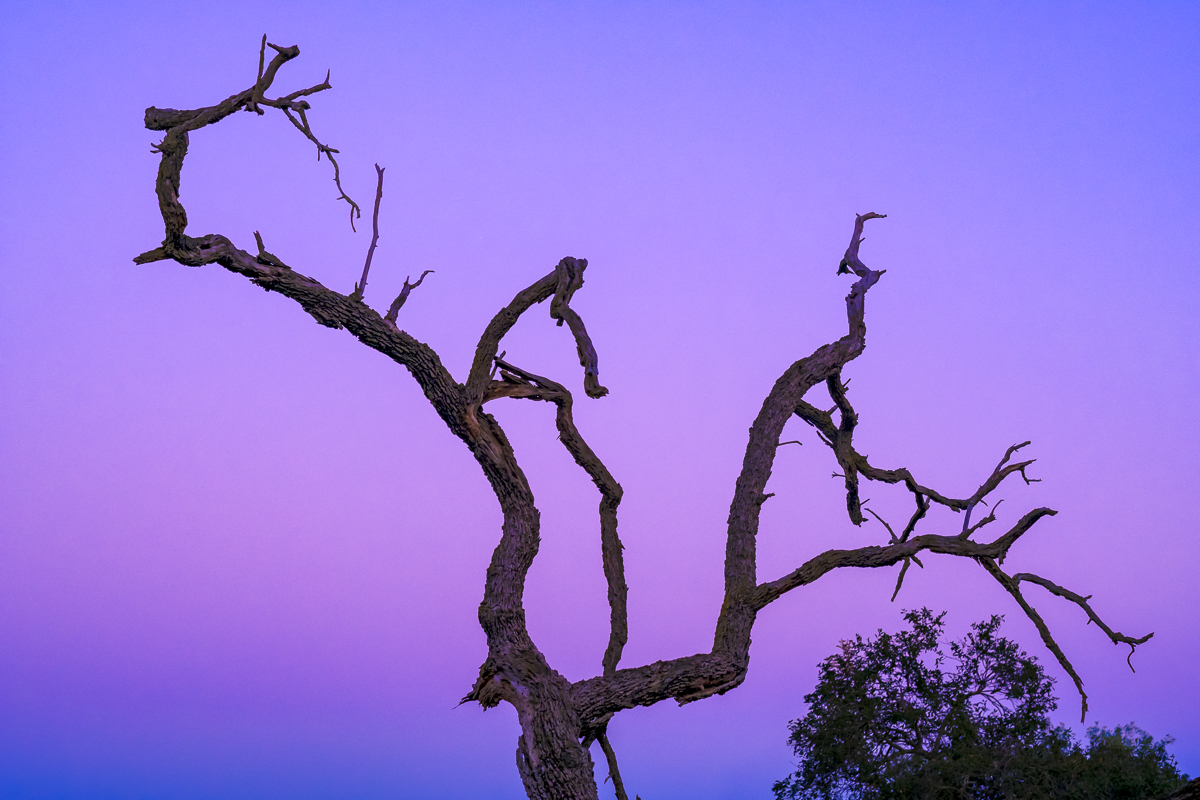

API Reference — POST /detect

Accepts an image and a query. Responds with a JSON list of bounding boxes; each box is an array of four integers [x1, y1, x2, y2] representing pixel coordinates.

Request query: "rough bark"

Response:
[[136, 38, 1150, 799]]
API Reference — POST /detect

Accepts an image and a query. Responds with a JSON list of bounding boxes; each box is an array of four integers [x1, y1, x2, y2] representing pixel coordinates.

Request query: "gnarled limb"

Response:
[[752, 507, 1056, 611], [571, 214, 1147, 730], [549, 258, 608, 399], [139, 44, 1151, 797], [144, 38, 358, 234], [978, 557, 1091, 721], [485, 358, 628, 676], [466, 257, 608, 406]]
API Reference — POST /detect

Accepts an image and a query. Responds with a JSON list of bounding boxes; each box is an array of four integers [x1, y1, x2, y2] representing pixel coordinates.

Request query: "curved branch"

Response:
[[794, 395, 1037, 528], [978, 558, 1090, 722], [466, 270, 560, 404], [715, 213, 887, 665], [1011, 573, 1154, 669], [574, 503, 1057, 724], [137, 40, 465, 444], [549, 258, 608, 398], [143, 37, 358, 231], [136, 234, 465, 431], [466, 257, 609, 407], [485, 358, 629, 675], [751, 508, 1056, 611]]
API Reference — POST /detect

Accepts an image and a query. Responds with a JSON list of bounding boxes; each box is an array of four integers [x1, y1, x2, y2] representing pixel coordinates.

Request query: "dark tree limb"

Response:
[[549, 258, 608, 399], [465, 265, 566, 405], [385, 270, 434, 325], [351, 164, 385, 301], [137, 44, 1151, 797], [484, 357, 628, 676], [978, 557, 1091, 722], [466, 257, 608, 407], [145, 36, 358, 230], [1011, 572, 1154, 669], [596, 727, 631, 800], [751, 508, 1057, 611], [793, 398, 965, 511]]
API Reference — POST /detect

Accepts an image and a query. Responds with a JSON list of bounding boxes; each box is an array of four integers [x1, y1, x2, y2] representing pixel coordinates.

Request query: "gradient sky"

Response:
[[1, 2, 1198, 798]]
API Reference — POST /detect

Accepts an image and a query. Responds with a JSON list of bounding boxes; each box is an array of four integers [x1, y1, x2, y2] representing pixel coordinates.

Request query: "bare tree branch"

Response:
[[485, 357, 628, 675], [596, 728, 631, 800], [466, 256, 608, 406], [351, 164, 385, 301], [465, 267, 563, 405], [978, 557, 1090, 722], [751, 508, 1057, 611], [793, 398, 965, 511], [144, 36, 358, 230], [550, 258, 608, 398], [385, 270, 434, 325], [137, 46, 1152, 796], [1012, 572, 1154, 669]]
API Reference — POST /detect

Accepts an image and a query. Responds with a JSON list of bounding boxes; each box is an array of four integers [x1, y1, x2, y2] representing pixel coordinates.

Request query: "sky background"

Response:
[[1, 2, 1198, 798]]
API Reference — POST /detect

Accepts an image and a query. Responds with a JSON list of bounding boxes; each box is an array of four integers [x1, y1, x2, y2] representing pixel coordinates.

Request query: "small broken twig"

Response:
[[385, 270, 435, 324]]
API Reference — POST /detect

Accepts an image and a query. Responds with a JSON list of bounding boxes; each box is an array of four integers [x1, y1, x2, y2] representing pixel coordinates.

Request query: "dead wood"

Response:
[[136, 37, 1150, 799]]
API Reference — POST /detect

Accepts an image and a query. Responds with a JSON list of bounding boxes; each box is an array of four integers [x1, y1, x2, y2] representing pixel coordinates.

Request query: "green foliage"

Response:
[[774, 610, 1188, 800], [1080, 724, 1189, 800]]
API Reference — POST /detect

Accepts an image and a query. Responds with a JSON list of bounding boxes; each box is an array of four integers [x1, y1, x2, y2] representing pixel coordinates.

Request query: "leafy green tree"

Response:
[[775, 610, 1187, 800], [1080, 724, 1189, 800]]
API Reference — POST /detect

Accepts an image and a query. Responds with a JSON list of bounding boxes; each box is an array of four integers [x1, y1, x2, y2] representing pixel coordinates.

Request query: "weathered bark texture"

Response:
[[135, 39, 1150, 800]]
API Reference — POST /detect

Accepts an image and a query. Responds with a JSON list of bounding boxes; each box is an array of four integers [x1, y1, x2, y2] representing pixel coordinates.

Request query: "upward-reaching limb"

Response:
[[572, 213, 1148, 726], [138, 40, 1151, 798]]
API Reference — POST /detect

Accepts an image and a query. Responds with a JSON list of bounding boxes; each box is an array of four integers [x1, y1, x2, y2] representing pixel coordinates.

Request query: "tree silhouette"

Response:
[[135, 37, 1152, 800], [774, 609, 1187, 800]]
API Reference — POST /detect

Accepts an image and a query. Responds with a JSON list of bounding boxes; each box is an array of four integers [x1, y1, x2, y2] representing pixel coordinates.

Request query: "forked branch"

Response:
[[484, 357, 629, 675], [138, 44, 1151, 797], [144, 35, 359, 231], [571, 213, 1148, 729], [385, 270, 434, 325], [1013, 573, 1154, 667]]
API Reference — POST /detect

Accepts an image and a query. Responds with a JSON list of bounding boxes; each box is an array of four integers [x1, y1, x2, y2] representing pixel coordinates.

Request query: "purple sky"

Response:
[[2, 2, 1198, 798]]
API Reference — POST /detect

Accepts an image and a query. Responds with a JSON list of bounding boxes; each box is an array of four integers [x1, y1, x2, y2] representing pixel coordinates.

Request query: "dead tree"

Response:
[[135, 38, 1151, 800]]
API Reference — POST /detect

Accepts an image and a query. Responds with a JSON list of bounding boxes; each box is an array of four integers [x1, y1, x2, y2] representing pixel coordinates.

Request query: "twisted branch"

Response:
[[138, 42, 1153, 792], [549, 258, 608, 399], [571, 213, 1147, 728], [144, 36, 359, 232], [484, 357, 628, 675]]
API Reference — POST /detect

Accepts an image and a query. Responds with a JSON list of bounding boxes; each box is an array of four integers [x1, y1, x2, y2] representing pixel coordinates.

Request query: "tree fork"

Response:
[[137, 37, 1150, 799]]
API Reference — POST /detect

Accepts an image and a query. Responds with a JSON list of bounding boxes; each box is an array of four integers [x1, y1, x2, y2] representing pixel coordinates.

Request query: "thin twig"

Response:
[[1012, 573, 1154, 670], [890, 558, 912, 602], [597, 729, 631, 800], [352, 164, 385, 300]]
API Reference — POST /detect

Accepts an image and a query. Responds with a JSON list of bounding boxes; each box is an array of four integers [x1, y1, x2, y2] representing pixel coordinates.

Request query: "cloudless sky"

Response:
[[1, 2, 1197, 798]]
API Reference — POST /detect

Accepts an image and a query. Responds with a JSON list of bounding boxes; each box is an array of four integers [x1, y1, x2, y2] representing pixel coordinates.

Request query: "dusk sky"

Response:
[[1, 2, 1198, 798]]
